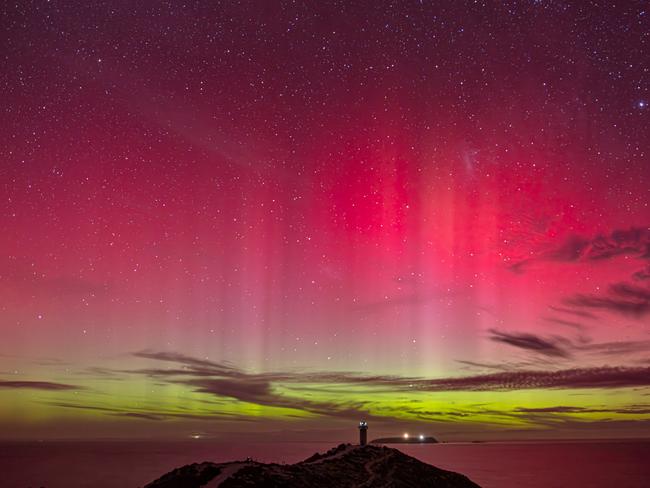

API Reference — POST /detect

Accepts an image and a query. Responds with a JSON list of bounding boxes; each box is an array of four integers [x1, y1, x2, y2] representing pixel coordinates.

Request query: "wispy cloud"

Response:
[[37, 350, 650, 427], [127, 350, 392, 419], [633, 266, 650, 282], [185, 377, 385, 420], [487, 328, 650, 361], [542, 316, 586, 331], [488, 329, 571, 358], [510, 226, 650, 320], [416, 366, 650, 392], [565, 285, 650, 318], [455, 360, 515, 371], [580, 340, 650, 357], [133, 351, 240, 374], [129, 351, 650, 397], [45, 401, 256, 422], [548, 306, 598, 320], [514, 404, 650, 415], [0, 380, 81, 391], [515, 405, 587, 413], [510, 227, 650, 272], [111, 412, 167, 421]]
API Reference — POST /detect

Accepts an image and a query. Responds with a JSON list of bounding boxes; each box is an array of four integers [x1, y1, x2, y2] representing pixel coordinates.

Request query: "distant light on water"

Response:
[[403, 433, 409, 439]]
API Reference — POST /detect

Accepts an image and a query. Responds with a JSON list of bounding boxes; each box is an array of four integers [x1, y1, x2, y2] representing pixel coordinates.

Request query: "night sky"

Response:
[[1, 1, 649, 441]]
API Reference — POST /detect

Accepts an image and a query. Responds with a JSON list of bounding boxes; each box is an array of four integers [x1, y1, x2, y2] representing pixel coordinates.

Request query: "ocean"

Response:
[[0, 439, 648, 487]]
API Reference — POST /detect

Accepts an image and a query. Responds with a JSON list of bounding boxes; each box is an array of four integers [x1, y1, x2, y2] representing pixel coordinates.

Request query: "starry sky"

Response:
[[1, 1, 649, 441]]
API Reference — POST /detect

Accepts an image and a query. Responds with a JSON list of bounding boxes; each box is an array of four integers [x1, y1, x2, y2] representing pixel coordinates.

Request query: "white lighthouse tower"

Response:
[[358, 420, 368, 445]]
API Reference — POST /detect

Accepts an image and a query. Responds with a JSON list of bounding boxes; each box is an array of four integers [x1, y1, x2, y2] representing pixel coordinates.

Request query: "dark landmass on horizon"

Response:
[[372, 436, 438, 444], [144, 443, 480, 487]]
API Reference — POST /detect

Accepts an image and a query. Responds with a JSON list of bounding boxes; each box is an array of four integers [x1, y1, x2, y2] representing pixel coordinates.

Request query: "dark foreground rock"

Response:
[[144, 443, 481, 487]]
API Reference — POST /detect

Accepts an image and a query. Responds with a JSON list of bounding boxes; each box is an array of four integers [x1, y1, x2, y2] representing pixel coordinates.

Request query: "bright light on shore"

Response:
[[419, 434, 424, 440], [403, 433, 409, 439]]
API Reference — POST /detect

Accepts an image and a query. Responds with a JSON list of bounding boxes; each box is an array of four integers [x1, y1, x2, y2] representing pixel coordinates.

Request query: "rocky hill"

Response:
[[144, 443, 481, 487]]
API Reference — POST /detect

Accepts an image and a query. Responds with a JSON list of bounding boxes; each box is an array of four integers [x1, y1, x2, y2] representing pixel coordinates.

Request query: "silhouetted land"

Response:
[[371, 436, 439, 444], [144, 443, 480, 487]]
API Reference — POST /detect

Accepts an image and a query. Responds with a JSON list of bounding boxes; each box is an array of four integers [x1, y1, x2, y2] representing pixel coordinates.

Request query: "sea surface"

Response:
[[0, 439, 648, 487]]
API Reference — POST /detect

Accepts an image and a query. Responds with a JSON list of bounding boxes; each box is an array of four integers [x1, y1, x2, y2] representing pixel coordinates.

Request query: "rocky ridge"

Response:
[[144, 443, 481, 487]]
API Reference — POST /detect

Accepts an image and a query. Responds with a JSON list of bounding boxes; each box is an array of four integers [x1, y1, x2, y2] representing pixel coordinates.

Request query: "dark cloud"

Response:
[[512, 227, 650, 320], [121, 367, 235, 378], [416, 366, 650, 392], [52, 347, 650, 428], [559, 227, 649, 262], [514, 404, 650, 415], [46, 401, 255, 422], [580, 340, 650, 356], [264, 371, 417, 386], [45, 402, 124, 413], [510, 226, 649, 272], [33, 358, 71, 367], [78, 366, 125, 379], [633, 266, 650, 281], [543, 317, 586, 331], [455, 357, 562, 373], [134, 367, 411, 389], [547, 235, 591, 261], [563, 276, 650, 319], [0, 380, 81, 391], [614, 406, 650, 414], [549, 306, 598, 319], [488, 329, 571, 358], [182, 375, 374, 418], [133, 350, 240, 374], [112, 412, 166, 421], [515, 406, 587, 413], [402, 409, 472, 420], [455, 360, 512, 371], [565, 292, 650, 318], [132, 350, 650, 400], [488, 328, 650, 360], [70, 349, 648, 424], [185, 378, 272, 404], [132, 351, 384, 419], [610, 282, 650, 302], [395, 402, 650, 428], [131, 350, 417, 387], [178, 377, 395, 421]]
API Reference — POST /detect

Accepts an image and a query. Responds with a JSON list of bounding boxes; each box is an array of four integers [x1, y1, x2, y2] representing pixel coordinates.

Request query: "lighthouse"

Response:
[[358, 420, 368, 446]]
